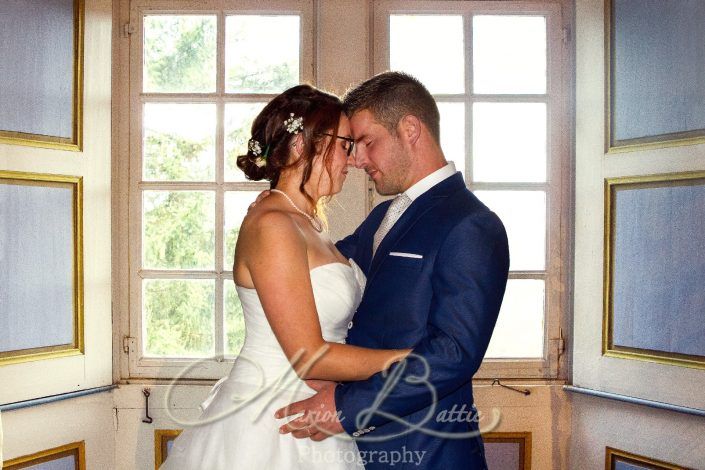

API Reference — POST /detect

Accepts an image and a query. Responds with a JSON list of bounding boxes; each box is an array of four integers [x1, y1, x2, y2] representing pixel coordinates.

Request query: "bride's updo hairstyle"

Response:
[[237, 85, 344, 197]]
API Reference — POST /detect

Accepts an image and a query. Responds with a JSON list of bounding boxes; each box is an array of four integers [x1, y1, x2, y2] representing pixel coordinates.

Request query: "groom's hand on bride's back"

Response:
[[275, 380, 343, 441], [247, 190, 272, 211]]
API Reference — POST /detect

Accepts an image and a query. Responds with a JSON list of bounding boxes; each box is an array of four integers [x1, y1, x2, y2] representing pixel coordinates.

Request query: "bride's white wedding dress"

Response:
[[160, 259, 366, 470]]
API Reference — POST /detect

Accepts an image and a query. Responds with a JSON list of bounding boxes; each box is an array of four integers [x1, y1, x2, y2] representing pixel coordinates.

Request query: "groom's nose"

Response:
[[352, 149, 366, 170]]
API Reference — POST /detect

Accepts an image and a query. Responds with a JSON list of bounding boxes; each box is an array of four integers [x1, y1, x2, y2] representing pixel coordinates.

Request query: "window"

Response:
[[375, 1, 568, 378], [115, 0, 567, 381], [121, 1, 314, 379]]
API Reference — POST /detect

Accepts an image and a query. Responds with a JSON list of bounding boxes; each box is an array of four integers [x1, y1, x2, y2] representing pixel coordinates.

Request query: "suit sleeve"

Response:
[[334, 228, 360, 260], [335, 200, 389, 260], [334, 210, 510, 433]]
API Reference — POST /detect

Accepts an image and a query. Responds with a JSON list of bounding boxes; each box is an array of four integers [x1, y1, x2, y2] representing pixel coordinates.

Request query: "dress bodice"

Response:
[[235, 259, 366, 348], [200, 259, 366, 411]]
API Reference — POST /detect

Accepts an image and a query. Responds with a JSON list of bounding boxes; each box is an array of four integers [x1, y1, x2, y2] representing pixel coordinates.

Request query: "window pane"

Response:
[[438, 102, 466, 178], [224, 281, 246, 357], [143, 191, 215, 270], [473, 102, 546, 183], [473, 15, 546, 94], [143, 279, 215, 357], [485, 279, 545, 358], [475, 190, 546, 271], [390, 15, 464, 94], [225, 102, 267, 181], [224, 191, 262, 267], [225, 15, 300, 93], [143, 15, 216, 93], [143, 103, 216, 181]]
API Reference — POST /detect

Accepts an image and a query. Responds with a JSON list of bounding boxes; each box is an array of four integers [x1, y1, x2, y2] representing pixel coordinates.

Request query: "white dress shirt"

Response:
[[396, 160, 457, 214]]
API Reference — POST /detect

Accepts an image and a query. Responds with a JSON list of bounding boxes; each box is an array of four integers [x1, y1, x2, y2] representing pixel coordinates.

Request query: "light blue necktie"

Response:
[[372, 193, 412, 257]]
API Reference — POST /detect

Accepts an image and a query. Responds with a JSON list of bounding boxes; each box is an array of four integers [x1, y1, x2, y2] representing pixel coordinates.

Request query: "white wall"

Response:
[[571, 0, 705, 467], [570, 392, 705, 468], [1, 392, 116, 469], [476, 385, 572, 468]]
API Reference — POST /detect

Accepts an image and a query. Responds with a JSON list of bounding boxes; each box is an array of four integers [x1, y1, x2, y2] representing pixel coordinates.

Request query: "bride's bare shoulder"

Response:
[[240, 201, 304, 243], [233, 203, 306, 285]]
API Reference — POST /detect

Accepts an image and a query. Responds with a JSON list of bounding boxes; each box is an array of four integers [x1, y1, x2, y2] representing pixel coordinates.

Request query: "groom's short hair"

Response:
[[343, 71, 441, 144]]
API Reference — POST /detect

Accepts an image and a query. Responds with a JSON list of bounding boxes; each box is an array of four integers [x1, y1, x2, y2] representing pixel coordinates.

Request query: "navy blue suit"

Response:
[[334, 172, 509, 469]]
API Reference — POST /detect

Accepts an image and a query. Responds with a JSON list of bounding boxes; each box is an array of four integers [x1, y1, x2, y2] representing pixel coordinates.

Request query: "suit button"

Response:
[[352, 431, 360, 437], [348, 321, 353, 329], [369, 426, 376, 431]]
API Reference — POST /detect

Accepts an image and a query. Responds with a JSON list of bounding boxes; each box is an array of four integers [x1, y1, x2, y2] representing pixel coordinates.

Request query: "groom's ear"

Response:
[[398, 114, 421, 147]]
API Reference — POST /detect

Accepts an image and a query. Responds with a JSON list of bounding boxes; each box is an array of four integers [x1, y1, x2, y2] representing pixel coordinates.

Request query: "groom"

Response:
[[276, 72, 510, 469]]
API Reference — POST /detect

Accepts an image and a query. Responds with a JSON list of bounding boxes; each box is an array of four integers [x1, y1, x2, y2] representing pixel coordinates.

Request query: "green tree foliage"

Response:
[[144, 130, 214, 181], [143, 190, 214, 270], [144, 16, 216, 93], [145, 280, 215, 356], [227, 62, 295, 93]]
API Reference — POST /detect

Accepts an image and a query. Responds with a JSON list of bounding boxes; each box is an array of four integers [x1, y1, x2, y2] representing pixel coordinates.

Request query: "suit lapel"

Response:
[[358, 203, 387, 273], [366, 173, 466, 282]]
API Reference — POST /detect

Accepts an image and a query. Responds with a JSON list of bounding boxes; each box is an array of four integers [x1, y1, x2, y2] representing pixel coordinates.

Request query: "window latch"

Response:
[[123, 22, 135, 37], [491, 379, 531, 396]]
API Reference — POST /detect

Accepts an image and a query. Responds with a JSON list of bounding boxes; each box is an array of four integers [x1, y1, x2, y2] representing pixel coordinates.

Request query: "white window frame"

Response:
[[373, 0, 570, 379], [116, 0, 315, 380]]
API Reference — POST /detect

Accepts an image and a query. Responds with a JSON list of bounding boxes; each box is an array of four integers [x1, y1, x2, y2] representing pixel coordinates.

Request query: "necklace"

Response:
[[271, 189, 323, 232]]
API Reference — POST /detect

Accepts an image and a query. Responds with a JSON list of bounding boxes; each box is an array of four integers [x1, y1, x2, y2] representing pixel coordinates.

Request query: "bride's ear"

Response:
[[290, 133, 304, 158]]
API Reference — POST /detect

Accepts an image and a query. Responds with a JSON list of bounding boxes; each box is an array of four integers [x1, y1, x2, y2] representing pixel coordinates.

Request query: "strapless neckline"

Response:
[[234, 261, 354, 291]]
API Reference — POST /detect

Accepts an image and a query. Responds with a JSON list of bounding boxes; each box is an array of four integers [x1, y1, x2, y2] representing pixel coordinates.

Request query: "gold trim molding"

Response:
[[0, 170, 84, 366]]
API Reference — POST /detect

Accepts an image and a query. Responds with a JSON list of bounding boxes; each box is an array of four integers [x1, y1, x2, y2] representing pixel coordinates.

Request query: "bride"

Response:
[[160, 85, 410, 469]]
